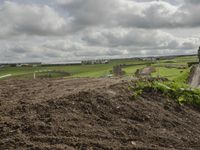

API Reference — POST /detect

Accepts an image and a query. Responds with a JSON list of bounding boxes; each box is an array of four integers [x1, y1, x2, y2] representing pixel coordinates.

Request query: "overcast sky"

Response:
[[0, 0, 200, 62]]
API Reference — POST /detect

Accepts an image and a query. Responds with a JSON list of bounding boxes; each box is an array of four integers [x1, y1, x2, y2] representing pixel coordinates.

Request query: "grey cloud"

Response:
[[0, 1, 70, 38], [56, 0, 200, 29], [0, 0, 199, 62], [57, 0, 118, 32], [181, 41, 196, 49], [81, 28, 196, 50], [184, 0, 200, 4]]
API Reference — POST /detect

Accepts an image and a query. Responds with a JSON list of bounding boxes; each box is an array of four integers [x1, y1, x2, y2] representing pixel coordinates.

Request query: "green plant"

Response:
[[131, 80, 200, 106]]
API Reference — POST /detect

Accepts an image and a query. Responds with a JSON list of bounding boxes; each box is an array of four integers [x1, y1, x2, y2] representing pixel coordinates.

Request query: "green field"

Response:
[[0, 55, 197, 84]]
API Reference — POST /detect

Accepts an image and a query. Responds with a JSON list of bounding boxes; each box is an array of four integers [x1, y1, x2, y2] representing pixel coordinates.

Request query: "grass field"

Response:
[[0, 55, 197, 84]]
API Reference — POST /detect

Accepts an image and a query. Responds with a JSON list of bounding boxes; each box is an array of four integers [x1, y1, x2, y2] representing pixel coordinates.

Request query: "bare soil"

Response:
[[1, 78, 200, 150]]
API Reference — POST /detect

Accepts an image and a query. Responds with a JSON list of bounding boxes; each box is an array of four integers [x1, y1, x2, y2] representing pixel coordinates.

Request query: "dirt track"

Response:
[[1, 78, 200, 150], [188, 64, 200, 88]]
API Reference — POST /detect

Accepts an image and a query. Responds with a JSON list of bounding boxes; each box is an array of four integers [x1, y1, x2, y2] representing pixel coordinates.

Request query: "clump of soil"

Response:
[[1, 78, 200, 150], [135, 66, 156, 77]]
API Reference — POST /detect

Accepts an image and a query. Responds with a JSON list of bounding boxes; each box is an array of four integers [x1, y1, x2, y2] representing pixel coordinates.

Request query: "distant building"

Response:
[[141, 57, 158, 61], [0, 62, 42, 67], [82, 59, 109, 65]]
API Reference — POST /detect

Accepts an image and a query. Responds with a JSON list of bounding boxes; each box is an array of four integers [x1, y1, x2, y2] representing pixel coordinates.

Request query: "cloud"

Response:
[[82, 28, 197, 50], [56, 0, 118, 31], [0, 1, 69, 38], [184, 0, 200, 4], [56, 0, 200, 29], [0, 0, 199, 62]]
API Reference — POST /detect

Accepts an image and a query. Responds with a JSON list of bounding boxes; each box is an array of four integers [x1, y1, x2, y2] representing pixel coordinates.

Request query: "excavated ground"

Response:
[[1, 78, 200, 150]]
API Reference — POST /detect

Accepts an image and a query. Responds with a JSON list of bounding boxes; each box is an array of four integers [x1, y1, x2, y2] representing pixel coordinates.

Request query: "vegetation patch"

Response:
[[36, 70, 71, 78], [131, 79, 200, 106]]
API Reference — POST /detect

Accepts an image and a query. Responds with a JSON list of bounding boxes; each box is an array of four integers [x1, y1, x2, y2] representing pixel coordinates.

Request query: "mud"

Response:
[[1, 78, 200, 150]]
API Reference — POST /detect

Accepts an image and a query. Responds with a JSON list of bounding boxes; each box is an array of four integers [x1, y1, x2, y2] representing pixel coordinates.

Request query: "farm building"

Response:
[[82, 59, 109, 65], [141, 57, 159, 61]]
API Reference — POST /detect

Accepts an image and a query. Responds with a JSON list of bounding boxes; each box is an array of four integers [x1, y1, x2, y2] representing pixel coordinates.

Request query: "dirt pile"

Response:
[[1, 78, 200, 150], [135, 66, 156, 77]]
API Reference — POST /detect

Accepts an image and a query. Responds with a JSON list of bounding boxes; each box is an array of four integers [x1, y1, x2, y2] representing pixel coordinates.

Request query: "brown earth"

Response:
[[135, 67, 156, 77], [1, 78, 200, 150]]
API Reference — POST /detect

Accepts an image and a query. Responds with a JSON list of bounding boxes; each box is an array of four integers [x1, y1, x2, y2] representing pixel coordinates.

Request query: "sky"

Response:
[[0, 0, 200, 62]]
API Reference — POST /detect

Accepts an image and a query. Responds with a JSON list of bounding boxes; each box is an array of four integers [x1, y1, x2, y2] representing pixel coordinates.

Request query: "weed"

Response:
[[131, 79, 200, 106]]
